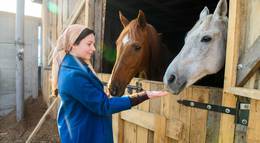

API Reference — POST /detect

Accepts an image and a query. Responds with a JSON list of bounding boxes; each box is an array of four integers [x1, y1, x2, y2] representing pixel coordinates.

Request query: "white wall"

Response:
[[0, 11, 41, 116]]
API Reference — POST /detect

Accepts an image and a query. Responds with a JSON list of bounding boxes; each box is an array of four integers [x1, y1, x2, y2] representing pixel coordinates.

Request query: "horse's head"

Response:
[[163, 0, 228, 94], [108, 10, 160, 96]]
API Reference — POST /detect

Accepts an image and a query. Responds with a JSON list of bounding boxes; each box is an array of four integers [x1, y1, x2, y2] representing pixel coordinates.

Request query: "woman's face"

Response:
[[71, 33, 96, 61]]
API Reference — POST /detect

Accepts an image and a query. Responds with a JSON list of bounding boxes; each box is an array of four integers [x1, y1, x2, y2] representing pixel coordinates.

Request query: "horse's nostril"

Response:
[[168, 74, 176, 84]]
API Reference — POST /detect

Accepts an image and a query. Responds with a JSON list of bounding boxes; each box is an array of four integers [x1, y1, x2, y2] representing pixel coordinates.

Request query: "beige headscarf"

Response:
[[51, 24, 95, 97]]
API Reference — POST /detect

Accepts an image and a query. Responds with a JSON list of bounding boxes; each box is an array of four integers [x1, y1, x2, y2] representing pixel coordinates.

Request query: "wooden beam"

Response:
[[236, 36, 260, 86], [225, 87, 260, 100], [121, 109, 183, 140], [218, 0, 242, 142], [64, 0, 85, 30], [26, 97, 59, 143], [85, 0, 94, 29]]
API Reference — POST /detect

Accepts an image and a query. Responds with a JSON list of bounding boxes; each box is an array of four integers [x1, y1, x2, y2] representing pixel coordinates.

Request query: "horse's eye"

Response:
[[201, 35, 212, 42], [133, 44, 141, 50]]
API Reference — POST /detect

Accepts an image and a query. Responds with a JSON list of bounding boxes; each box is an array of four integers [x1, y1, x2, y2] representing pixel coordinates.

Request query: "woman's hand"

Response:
[[146, 91, 169, 99]]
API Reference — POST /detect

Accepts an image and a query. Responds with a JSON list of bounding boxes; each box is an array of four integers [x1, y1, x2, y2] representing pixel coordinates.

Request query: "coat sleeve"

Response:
[[62, 71, 132, 116]]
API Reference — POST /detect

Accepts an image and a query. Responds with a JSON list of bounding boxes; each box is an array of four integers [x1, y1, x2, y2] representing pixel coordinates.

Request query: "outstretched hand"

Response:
[[146, 91, 169, 99]]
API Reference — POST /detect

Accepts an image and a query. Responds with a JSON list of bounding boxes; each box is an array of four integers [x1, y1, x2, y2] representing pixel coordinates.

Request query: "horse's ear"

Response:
[[119, 11, 129, 28], [213, 0, 227, 18], [137, 10, 146, 28], [200, 7, 209, 20]]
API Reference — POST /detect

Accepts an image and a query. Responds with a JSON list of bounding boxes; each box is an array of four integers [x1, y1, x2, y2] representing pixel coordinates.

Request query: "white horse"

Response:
[[163, 0, 228, 94]]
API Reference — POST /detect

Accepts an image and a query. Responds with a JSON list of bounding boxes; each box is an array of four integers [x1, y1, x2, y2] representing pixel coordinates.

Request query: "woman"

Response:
[[52, 24, 168, 143]]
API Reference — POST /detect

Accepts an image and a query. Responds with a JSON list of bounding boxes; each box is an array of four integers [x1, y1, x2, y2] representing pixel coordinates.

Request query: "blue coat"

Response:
[[57, 54, 131, 143]]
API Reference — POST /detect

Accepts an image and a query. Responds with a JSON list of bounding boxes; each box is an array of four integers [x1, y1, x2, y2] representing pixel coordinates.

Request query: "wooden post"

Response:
[[93, 0, 106, 72], [41, 0, 51, 105], [218, 0, 242, 142]]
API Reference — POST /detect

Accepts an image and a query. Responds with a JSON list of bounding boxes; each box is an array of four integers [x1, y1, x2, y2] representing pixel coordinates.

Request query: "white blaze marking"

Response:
[[122, 34, 130, 46]]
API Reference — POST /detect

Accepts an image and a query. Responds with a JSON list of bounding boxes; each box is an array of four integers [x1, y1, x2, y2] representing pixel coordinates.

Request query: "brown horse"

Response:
[[108, 10, 170, 96]]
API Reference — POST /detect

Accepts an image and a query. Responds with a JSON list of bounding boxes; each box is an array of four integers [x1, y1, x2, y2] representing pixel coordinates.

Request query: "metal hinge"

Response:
[[177, 99, 250, 126]]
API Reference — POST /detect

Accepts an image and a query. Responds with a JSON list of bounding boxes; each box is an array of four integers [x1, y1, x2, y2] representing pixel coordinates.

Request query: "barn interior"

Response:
[[103, 0, 227, 87]]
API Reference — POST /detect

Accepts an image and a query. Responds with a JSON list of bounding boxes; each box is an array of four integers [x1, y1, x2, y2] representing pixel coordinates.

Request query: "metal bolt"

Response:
[[225, 108, 231, 113], [206, 105, 212, 110], [190, 102, 195, 107], [237, 64, 243, 70], [242, 119, 247, 125]]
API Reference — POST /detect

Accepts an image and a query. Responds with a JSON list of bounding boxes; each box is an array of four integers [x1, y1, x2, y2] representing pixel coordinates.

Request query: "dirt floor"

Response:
[[0, 94, 60, 143]]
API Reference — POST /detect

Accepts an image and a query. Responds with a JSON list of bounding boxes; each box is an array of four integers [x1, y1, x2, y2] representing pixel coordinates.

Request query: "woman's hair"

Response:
[[74, 28, 95, 45]]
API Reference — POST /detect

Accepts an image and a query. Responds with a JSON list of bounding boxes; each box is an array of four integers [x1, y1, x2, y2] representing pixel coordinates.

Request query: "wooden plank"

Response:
[[247, 73, 260, 143], [136, 80, 150, 143], [42, 0, 52, 104], [149, 81, 163, 114], [160, 89, 173, 119], [219, 0, 242, 142], [225, 87, 260, 100], [237, 36, 260, 86], [206, 88, 222, 143], [121, 109, 155, 131], [121, 109, 183, 140], [92, 0, 106, 72], [65, 0, 85, 26], [165, 85, 181, 143], [178, 88, 192, 143], [149, 81, 163, 142], [112, 113, 119, 143], [57, 0, 63, 33], [245, 0, 260, 49], [247, 99, 260, 143], [62, 0, 68, 28], [123, 121, 137, 143], [123, 78, 138, 143], [160, 86, 177, 143], [136, 122, 149, 143], [245, 0, 260, 141], [189, 87, 209, 143], [166, 119, 183, 141], [85, 0, 95, 29], [75, 6, 85, 25], [154, 114, 166, 143], [118, 113, 124, 143]]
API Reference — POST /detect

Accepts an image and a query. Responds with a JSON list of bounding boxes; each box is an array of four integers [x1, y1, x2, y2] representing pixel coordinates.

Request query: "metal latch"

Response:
[[127, 81, 143, 94], [102, 81, 143, 94]]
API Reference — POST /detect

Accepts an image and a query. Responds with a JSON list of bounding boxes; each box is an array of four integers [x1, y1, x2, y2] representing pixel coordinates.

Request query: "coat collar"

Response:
[[62, 54, 104, 90]]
